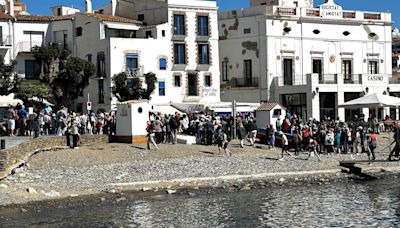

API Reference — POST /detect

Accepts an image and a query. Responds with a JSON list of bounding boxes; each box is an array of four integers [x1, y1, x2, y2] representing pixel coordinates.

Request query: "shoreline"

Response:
[[1, 164, 399, 211]]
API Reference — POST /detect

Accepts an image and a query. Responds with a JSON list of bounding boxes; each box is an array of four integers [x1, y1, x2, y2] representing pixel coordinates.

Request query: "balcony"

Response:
[[0, 35, 12, 47], [319, 74, 337, 84], [364, 13, 381, 20], [232, 77, 259, 88], [277, 7, 297, 16], [125, 66, 144, 78], [16, 41, 43, 53], [343, 74, 362, 84]]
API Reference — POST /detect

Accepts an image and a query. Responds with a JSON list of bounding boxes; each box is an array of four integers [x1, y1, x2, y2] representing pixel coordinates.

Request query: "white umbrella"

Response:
[[339, 93, 400, 108], [0, 93, 23, 107]]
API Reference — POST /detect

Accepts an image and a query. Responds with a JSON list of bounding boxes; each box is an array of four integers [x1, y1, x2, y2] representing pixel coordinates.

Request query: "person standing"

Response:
[[146, 121, 159, 150], [247, 119, 258, 147], [237, 122, 247, 148], [18, 106, 27, 136], [56, 106, 68, 136], [269, 124, 276, 150], [72, 118, 80, 149], [216, 125, 224, 153], [5, 105, 16, 136]]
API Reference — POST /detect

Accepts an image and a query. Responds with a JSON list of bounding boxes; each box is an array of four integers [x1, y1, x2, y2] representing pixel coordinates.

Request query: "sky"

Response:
[[23, 0, 400, 27]]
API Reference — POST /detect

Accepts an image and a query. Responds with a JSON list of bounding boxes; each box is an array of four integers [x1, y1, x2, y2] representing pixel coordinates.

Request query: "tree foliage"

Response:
[[0, 55, 20, 95], [23, 44, 95, 108], [113, 72, 157, 102]]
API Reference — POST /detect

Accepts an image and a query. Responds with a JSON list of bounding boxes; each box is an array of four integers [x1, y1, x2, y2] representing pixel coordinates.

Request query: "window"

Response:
[[198, 43, 209, 65], [159, 81, 165, 96], [138, 14, 144, 21], [97, 52, 106, 78], [25, 60, 40, 79], [126, 53, 138, 76], [244, 28, 251, 34], [368, 60, 378, 74], [98, 79, 105, 104], [312, 59, 323, 81], [174, 75, 181, 87], [162, 30, 166, 37], [23, 31, 45, 47], [205, 75, 211, 87], [222, 61, 229, 81], [342, 59, 353, 80], [159, 58, 167, 70], [87, 54, 92, 63], [197, 16, 209, 36], [75, 27, 83, 37], [273, 109, 282, 116], [174, 43, 186, 64], [57, 8, 61, 16], [174, 14, 185, 35], [145, 31, 152, 38]]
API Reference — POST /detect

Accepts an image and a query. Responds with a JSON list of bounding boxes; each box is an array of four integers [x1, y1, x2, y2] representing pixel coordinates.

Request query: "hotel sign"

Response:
[[319, 1, 343, 19]]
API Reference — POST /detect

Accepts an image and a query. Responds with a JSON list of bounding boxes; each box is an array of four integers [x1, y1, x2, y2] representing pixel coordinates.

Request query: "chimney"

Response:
[[9, 0, 13, 16], [85, 0, 92, 13], [111, 0, 116, 16]]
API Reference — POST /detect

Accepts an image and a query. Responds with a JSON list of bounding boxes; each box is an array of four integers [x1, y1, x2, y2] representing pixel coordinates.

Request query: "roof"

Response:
[[84, 13, 142, 25], [15, 14, 75, 21], [256, 102, 285, 111], [0, 12, 12, 20]]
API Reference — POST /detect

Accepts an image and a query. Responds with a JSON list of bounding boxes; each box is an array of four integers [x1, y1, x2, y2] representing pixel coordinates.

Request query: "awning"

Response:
[[339, 93, 400, 108], [104, 21, 140, 31], [0, 94, 23, 107], [151, 105, 182, 115]]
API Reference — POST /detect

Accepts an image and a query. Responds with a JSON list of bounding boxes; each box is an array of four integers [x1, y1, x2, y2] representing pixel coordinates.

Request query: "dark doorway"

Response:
[[188, 73, 198, 96], [320, 92, 336, 120], [344, 92, 361, 122], [312, 59, 323, 81], [283, 58, 293, 85]]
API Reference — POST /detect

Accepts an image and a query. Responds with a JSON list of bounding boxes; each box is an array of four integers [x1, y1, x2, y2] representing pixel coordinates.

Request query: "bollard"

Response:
[[0, 139, 5, 150]]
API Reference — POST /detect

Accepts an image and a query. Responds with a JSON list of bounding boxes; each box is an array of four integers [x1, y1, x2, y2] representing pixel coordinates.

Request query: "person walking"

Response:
[[146, 121, 159, 150], [247, 119, 258, 147], [5, 105, 16, 136], [223, 129, 232, 157], [367, 130, 378, 161], [279, 131, 293, 161], [237, 122, 247, 148], [216, 124, 224, 154], [269, 124, 276, 150]]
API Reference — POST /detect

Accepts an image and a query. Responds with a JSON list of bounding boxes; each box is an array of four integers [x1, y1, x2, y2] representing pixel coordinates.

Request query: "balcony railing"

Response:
[[343, 11, 356, 19], [277, 7, 297, 16], [389, 77, 400, 84], [0, 35, 12, 47], [125, 65, 144, 78], [233, 77, 259, 88], [319, 74, 337, 84], [17, 41, 43, 53], [306, 9, 319, 17], [343, 74, 362, 84]]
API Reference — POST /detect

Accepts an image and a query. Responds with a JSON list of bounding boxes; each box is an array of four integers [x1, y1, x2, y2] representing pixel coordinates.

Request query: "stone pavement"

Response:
[[0, 136, 32, 150]]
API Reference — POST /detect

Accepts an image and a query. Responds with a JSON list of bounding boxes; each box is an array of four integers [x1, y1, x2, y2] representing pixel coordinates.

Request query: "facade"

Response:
[[0, 0, 221, 113], [74, 0, 221, 112], [219, 0, 397, 121]]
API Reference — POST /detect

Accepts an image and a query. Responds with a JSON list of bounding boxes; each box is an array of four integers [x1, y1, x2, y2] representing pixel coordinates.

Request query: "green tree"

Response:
[[113, 72, 157, 102], [0, 55, 20, 95]]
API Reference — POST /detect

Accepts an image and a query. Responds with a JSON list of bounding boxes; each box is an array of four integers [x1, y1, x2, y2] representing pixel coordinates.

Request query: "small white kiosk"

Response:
[[115, 100, 150, 144], [256, 103, 286, 129]]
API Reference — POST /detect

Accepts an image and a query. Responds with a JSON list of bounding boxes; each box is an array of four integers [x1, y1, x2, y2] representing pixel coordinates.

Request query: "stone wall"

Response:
[[0, 135, 108, 179]]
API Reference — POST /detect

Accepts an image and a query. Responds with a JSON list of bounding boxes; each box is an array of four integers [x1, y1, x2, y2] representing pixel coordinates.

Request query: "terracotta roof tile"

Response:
[[0, 12, 12, 20], [15, 14, 75, 22], [256, 103, 285, 111], [84, 13, 142, 24]]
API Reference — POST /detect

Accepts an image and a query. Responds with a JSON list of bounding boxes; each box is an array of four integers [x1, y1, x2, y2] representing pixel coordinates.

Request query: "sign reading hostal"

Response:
[[319, 0, 343, 19]]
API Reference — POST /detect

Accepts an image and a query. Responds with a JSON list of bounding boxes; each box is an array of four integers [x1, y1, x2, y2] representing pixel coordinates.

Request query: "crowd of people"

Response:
[[2, 103, 117, 149], [145, 110, 396, 161]]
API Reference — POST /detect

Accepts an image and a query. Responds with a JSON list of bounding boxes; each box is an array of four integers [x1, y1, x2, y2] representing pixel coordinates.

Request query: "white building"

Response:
[[72, 0, 221, 112], [219, 0, 398, 121]]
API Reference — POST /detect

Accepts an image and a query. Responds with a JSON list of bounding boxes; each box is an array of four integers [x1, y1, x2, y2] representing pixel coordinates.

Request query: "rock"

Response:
[[44, 190, 60, 197], [18, 173, 26, 178], [240, 185, 251, 191], [69, 194, 79, 197], [167, 189, 177, 194], [0, 184, 8, 189], [116, 197, 126, 203], [20, 208, 27, 213], [27, 187, 37, 194], [279, 178, 285, 182], [115, 173, 128, 180], [142, 187, 152, 192], [100, 197, 106, 202], [188, 192, 196, 197]]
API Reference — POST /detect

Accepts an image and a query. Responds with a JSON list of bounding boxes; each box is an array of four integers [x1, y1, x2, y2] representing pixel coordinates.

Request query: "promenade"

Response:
[[0, 133, 399, 207]]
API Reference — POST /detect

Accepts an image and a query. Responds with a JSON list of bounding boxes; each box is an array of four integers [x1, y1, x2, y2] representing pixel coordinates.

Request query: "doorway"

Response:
[[283, 58, 293, 85], [320, 92, 336, 120], [312, 59, 323, 82], [188, 73, 198, 96]]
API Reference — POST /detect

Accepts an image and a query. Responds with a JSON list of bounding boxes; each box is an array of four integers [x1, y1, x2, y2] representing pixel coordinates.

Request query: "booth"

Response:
[[115, 100, 150, 144], [255, 103, 286, 129]]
